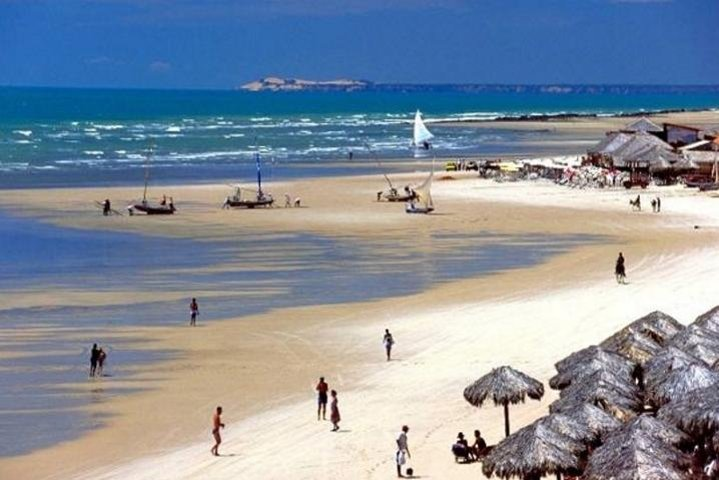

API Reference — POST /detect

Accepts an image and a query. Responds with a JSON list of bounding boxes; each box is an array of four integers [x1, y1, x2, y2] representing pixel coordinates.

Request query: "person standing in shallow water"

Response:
[[615, 252, 627, 284], [383, 329, 395, 361], [90, 343, 100, 377], [329, 390, 340, 432], [211, 406, 225, 456], [190, 298, 199, 326]]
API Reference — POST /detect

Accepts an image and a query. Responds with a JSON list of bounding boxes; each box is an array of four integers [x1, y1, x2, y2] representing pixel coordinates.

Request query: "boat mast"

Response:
[[143, 146, 152, 203]]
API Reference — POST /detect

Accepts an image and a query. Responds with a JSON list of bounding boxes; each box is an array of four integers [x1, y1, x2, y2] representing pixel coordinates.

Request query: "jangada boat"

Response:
[[405, 166, 435, 215], [410, 109, 434, 158], [222, 152, 274, 208], [127, 149, 176, 216]]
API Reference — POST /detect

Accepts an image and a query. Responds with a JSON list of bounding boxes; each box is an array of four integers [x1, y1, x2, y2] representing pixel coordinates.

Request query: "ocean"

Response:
[[1, 86, 718, 188]]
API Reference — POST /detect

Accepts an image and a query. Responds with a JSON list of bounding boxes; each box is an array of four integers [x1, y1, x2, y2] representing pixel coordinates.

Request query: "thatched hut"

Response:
[[550, 346, 637, 390], [668, 324, 719, 366], [481, 420, 583, 480], [549, 370, 642, 421], [659, 386, 719, 438], [646, 363, 719, 408], [643, 346, 707, 390], [464, 366, 544, 437]]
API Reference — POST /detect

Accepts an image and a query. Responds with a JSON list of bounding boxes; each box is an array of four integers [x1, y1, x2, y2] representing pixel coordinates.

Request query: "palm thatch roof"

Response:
[[612, 415, 692, 448], [646, 363, 719, 408], [600, 327, 663, 365], [589, 131, 633, 155], [624, 117, 663, 133], [534, 413, 597, 444], [659, 386, 719, 437], [583, 433, 691, 480], [644, 346, 707, 390], [693, 305, 719, 336], [550, 346, 637, 390], [668, 324, 719, 365], [549, 370, 642, 421], [559, 403, 622, 439], [481, 420, 583, 479], [463, 366, 544, 407]]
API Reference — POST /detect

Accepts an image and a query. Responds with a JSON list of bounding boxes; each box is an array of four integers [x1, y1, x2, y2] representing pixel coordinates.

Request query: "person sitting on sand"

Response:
[[451, 432, 471, 462], [470, 429, 488, 460], [316, 377, 329, 421], [211, 406, 225, 456], [330, 390, 340, 432], [615, 252, 626, 284]]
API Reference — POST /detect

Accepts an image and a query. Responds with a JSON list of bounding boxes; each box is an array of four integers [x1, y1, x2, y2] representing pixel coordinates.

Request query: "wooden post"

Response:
[[503, 401, 510, 437]]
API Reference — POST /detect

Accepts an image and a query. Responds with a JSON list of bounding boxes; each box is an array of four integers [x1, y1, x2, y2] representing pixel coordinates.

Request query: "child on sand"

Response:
[[211, 406, 225, 456]]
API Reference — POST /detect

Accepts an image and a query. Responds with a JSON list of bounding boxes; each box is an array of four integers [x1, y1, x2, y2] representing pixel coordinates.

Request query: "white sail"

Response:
[[413, 110, 434, 146]]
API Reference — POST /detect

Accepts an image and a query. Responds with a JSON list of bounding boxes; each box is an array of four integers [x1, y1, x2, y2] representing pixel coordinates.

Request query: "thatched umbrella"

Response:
[[600, 327, 663, 365], [610, 415, 692, 448], [583, 432, 691, 480], [481, 419, 584, 480], [643, 346, 707, 390], [550, 346, 637, 390], [693, 305, 719, 336], [464, 366, 544, 437], [659, 386, 719, 437], [647, 363, 719, 408], [549, 370, 642, 421], [558, 403, 621, 440], [669, 324, 719, 366]]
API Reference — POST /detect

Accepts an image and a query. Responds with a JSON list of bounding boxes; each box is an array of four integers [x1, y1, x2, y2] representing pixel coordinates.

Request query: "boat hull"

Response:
[[128, 204, 176, 215], [224, 199, 274, 209]]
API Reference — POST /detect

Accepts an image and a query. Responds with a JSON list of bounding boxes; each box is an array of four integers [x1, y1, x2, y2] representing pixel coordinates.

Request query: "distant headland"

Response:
[[238, 78, 719, 94]]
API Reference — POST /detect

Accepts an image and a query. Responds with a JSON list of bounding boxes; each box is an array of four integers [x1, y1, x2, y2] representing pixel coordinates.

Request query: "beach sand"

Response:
[[2, 162, 719, 479]]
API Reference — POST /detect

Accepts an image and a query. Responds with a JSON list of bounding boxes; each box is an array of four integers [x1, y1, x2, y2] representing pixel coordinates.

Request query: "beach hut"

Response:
[[550, 346, 637, 390], [549, 370, 642, 421], [646, 363, 719, 408], [668, 324, 719, 366], [463, 366, 544, 437], [643, 346, 708, 391], [659, 386, 719, 438], [481, 420, 584, 480], [622, 117, 664, 134], [583, 428, 691, 480]]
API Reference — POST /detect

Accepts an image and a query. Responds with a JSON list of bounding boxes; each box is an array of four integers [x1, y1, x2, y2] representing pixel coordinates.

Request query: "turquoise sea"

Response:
[[1, 86, 718, 188]]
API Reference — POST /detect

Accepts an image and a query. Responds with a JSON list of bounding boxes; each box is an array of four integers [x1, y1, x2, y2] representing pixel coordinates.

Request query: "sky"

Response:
[[0, 0, 717, 89]]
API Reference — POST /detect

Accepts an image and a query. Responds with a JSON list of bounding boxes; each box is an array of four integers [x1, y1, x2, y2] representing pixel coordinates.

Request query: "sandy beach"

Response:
[[2, 137, 719, 480]]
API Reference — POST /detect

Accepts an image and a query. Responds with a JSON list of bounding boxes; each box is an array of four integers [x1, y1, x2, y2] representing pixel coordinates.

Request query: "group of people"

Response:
[[630, 194, 662, 213], [89, 343, 107, 377], [451, 430, 489, 463], [315, 377, 341, 431], [650, 196, 662, 213]]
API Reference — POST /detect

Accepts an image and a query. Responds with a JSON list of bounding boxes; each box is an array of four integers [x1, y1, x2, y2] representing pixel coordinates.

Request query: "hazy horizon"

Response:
[[1, 0, 717, 89]]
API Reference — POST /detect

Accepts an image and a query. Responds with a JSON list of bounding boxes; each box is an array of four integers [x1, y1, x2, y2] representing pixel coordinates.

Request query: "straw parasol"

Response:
[[481, 420, 584, 480], [549, 370, 642, 421], [659, 386, 719, 437], [646, 363, 719, 408], [668, 324, 719, 366], [610, 415, 692, 448], [550, 346, 637, 390], [643, 346, 707, 390], [583, 432, 691, 480], [464, 366, 544, 437]]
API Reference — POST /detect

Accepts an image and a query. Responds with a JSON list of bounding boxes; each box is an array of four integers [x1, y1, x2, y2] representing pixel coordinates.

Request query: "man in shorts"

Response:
[[211, 406, 225, 456], [316, 377, 329, 421]]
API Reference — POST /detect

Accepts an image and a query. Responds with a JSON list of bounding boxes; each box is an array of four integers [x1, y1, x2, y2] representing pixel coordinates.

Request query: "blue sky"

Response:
[[0, 0, 717, 88]]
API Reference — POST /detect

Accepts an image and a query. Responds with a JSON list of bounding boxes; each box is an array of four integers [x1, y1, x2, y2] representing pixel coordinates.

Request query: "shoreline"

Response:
[[2, 170, 719, 478]]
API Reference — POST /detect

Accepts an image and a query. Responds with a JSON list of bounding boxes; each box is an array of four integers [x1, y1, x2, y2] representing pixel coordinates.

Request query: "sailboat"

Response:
[[411, 110, 434, 155], [223, 151, 274, 208], [127, 148, 176, 215], [405, 163, 435, 214]]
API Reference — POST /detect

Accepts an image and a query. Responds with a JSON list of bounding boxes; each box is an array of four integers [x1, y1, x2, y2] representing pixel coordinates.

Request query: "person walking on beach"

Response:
[[97, 347, 107, 376], [329, 390, 341, 432], [396, 425, 411, 477], [656, 196, 661, 213], [383, 329, 395, 361], [90, 343, 100, 377], [615, 252, 627, 284], [211, 406, 225, 456], [190, 298, 199, 326], [316, 377, 329, 420]]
